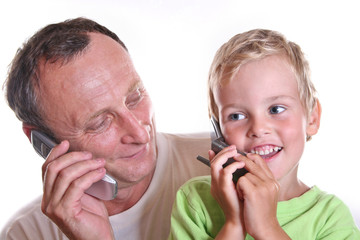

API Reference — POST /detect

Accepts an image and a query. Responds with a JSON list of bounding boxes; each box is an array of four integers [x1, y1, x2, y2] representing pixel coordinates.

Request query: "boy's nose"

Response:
[[247, 117, 271, 138]]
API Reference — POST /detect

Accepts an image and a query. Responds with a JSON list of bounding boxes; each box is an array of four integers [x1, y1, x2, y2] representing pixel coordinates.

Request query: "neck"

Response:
[[278, 178, 309, 201], [104, 168, 155, 215], [277, 165, 310, 201]]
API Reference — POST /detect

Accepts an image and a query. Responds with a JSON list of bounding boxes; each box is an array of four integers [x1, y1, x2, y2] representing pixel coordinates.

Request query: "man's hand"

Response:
[[41, 140, 114, 240]]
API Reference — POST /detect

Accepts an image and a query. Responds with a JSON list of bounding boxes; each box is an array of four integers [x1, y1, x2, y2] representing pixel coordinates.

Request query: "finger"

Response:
[[235, 154, 272, 182], [237, 171, 280, 202], [234, 154, 259, 174], [239, 172, 261, 187], [210, 145, 239, 168], [242, 154, 279, 193], [43, 150, 93, 198], [42, 140, 70, 179], [211, 154, 241, 181], [208, 150, 216, 161], [61, 166, 107, 206], [246, 153, 274, 179], [42, 167, 106, 219], [221, 161, 246, 186], [236, 173, 255, 200], [48, 158, 106, 204]]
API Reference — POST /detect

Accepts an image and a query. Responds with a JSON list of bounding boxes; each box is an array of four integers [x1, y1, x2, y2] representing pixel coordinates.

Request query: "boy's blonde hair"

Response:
[[208, 29, 317, 121]]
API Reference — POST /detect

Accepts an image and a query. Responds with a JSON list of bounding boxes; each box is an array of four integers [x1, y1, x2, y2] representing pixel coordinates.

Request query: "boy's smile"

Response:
[[214, 54, 316, 182], [250, 144, 283, 161]]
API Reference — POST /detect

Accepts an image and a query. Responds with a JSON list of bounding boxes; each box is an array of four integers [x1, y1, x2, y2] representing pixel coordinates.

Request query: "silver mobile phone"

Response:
[[196, 116, 248, 183], [31, 130, 117, 200]]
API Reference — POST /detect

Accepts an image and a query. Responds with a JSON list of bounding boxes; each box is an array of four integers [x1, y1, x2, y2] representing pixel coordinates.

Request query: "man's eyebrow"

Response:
[[85, 109, 108, 124], [85, 80, 144, 125], [127, 79, 143, 93]]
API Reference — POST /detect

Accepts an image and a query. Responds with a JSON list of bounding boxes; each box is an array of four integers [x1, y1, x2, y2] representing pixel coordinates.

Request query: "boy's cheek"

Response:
[[279, 118, 307, 140], [222, 127, 247, 149]]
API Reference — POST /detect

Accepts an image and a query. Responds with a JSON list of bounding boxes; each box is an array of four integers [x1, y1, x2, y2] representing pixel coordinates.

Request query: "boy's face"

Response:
[[214, 54, 319, 181]]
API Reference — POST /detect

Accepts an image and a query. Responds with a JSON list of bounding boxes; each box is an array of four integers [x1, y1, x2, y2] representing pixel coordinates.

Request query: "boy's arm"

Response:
[[215, 221, 245, 240]]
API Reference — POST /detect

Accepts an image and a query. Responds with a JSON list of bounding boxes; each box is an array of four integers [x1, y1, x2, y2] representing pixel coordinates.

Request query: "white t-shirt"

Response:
[[1, 132, 211, 240]]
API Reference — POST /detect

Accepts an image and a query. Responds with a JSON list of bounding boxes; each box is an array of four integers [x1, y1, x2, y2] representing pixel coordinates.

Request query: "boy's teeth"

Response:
[[252, 146, 282, 155]]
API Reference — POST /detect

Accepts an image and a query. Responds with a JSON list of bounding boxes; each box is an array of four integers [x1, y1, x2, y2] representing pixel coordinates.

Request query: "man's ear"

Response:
[[22, 123, 36, 143], [306, 99, 322, 139]]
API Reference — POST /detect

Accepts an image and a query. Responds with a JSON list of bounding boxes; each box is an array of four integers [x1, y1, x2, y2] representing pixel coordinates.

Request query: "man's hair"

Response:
[[3, 17, 127, 136], [208, 29, 317, 121]]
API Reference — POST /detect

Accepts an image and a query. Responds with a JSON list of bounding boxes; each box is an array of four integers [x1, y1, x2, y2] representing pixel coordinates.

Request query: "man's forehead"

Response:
[[36, 31, 141, 109]]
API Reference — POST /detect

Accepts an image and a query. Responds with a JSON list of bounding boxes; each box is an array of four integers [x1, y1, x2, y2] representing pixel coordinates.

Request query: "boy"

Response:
[[169, 29, 360, 239]]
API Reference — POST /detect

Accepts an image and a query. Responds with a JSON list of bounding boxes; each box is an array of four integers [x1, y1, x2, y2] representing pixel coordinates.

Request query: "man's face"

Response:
[[37, 33, 157, 187], [214, 55, 317, 181]]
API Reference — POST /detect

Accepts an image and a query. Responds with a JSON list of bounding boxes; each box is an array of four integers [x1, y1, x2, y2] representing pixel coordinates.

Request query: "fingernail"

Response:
[[96, 158, 105, 164], [83, 152, 92, 158]]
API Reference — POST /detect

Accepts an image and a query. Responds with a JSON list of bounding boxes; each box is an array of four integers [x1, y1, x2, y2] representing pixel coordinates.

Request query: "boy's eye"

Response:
[[229, 113, 245, 121], [269, 105, 286, 114]]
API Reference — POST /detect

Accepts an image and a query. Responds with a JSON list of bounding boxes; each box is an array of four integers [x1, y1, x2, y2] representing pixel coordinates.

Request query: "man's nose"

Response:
[[119, 111, 151, 144]]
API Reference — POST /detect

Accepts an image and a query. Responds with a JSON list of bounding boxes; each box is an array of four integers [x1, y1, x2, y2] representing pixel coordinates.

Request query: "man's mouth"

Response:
[[121, 145, 148, 160], [250, 145, 283, 159]]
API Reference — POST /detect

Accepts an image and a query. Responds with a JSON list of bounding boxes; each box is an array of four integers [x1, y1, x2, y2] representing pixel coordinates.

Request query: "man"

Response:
[[1, 17, 210, 239]]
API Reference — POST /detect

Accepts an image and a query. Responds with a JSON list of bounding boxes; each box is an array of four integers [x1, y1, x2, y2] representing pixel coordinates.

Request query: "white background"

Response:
[[1, 0, 359, 230]]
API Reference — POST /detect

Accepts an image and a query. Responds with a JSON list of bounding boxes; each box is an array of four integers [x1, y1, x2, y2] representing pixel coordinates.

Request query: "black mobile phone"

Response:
[[196, 116, 248, 183], [31, 130, 118, 200]]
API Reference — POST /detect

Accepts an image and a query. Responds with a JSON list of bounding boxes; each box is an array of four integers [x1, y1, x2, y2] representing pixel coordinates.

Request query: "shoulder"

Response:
[[0, 196, 65, 240], [313, 186, 354, 216], [288, 186, 355, 220], [157, 132, 211, 163], [156, 132, 211, 179], [179, 175, 212, 195], [309, 186, 360, 238], [175, 176, 214, 211], [171, 176, 225, 237], [158, 132, 211, 149]]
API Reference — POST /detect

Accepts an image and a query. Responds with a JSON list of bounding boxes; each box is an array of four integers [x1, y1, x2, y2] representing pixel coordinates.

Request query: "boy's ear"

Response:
[[306, 99, 322, 139], [22, 123, 36, 143]]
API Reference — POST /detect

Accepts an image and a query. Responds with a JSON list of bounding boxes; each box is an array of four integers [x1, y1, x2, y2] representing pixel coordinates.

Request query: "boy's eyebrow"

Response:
[[223, 95, 297, 109], [264, 95, 297, 103]]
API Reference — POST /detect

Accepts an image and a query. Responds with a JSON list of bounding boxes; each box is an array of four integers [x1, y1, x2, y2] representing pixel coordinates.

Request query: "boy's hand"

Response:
[[235, 153, 285, 239], [210, 145, 246, 238]]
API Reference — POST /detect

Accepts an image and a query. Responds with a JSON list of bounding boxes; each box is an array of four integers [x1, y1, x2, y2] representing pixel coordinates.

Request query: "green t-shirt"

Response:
[[169, 176, 360, 240]]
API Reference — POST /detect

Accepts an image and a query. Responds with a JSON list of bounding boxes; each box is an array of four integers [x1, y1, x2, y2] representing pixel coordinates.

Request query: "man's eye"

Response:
[[87, 117, 112, 133], [229, 113, 245, 121], [126, 88, 144, 108], [269, 106, 286, 114]]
